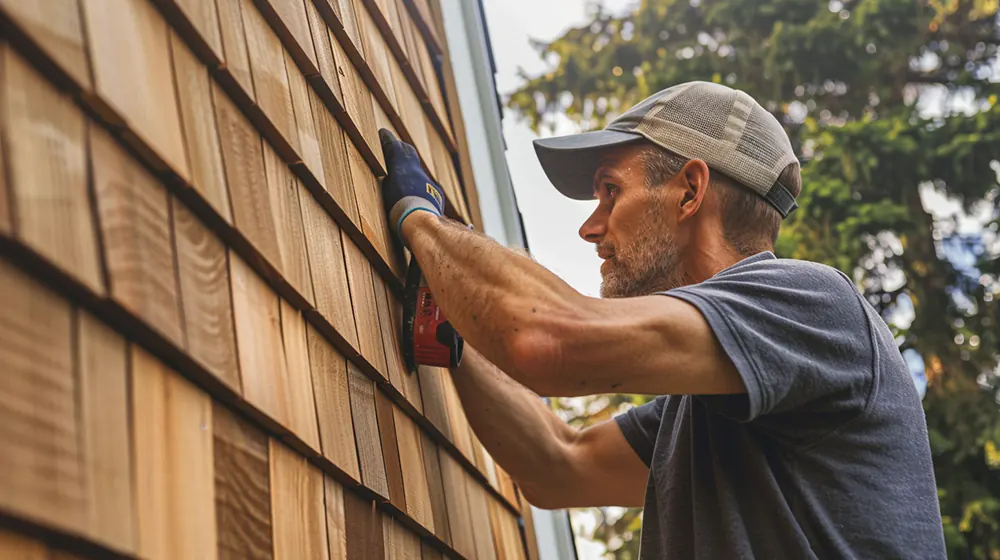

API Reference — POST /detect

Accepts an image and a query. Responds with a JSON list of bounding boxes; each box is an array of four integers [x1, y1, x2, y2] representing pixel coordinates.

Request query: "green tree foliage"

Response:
[[508, 0, 1000, 557]]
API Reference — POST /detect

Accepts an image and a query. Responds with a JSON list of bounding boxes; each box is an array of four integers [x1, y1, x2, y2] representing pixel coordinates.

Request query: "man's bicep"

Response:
[[562, 419, 649, 508], [582, 295, 746, 397]]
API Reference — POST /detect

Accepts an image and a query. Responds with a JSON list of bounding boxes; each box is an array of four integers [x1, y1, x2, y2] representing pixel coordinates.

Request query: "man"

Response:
[[379, 81, 945, 558]]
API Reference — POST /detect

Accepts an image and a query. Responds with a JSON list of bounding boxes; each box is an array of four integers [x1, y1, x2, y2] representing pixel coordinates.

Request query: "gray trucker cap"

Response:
[[533, 81, 801, 217]]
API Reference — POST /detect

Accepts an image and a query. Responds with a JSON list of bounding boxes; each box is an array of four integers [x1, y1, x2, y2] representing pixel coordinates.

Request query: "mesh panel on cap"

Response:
[[609, 83, 692, 132], [652, 82, 735, 141], [736, 103, 791, 172], [631, 81, 798, 198]]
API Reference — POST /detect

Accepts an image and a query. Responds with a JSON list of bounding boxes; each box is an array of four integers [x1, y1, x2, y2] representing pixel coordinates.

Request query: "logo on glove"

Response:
[[425, 183, 444, 208]]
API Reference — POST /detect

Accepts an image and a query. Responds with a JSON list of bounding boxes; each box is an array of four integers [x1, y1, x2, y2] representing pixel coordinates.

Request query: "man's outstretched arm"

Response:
[[402, 212, 743, 397], [450, 346, 647, 508]]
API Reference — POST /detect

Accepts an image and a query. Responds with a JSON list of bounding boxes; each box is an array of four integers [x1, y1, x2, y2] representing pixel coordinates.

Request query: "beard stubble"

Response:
[[599, 204, 684, 298]]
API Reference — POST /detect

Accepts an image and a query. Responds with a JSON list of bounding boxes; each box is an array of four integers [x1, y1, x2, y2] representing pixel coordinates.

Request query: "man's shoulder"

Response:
[[706, 253, 859, 298]]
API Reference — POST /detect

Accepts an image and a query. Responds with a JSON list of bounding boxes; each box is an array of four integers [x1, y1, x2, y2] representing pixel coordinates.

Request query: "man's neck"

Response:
[[681, 243, 749, 285]]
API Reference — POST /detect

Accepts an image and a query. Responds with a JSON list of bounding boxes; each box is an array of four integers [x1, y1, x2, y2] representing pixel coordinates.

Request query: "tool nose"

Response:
[[435, 321, 464, 368]]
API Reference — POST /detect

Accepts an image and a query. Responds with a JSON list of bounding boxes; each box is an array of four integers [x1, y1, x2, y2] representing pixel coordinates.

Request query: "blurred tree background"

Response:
[[507, 0, 1000, 557]]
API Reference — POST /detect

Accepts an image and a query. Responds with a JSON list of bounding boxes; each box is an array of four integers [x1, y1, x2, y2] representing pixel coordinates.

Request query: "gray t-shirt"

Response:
[[616, 252, 945, 559]]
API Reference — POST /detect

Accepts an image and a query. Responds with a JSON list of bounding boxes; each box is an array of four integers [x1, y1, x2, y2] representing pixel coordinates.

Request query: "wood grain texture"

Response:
[[0, 260, 85, 535], [262, 142, 314, 302], [330, 31, 379, 164], [410, 18, 448, 135], [393, 408, 434, 533], [470, 432, 492, 483], [346, 139, 393, 268], [311, 88, 360, 226], [82, 0, 190, 179], [465, 479, 497, 560], [0, 529, 47, 559], [307, 325, 361, 479], [0, 0, 91, 89], [419, 432, 451, 545], [262, 0, 316, 68], [383, 516, 421, 560], [439, 373, 474, 460], [374, 390, 405, 511], [421, 543, 444, 560], [378, 278, 422, 413], [357, 5, 396, 110], [77, 312, 135, 553], [346, 0, 371, 56], [347, 363, 389, 499], [429, 128, 469, 221], [496, 466, 519, 509], [270, 440, 329, 560], [393, 70, 431, 169], [397, 5, 421, 73], [214, 83, 283, 265], [173, 199, 240, 391], [279, 299, 321, 451], [298, 187, 358, 346], [372, 100, 399, 149], [285, 50, 325, 186], [91, 125, 185, 348], [489, 498, 525, 560], [373, 269, 402, 396], [1, 47, 102, 293], [215, 0, 256, 98], [306, 0, 343, 106], [173, 0, 225, 60], [406, 0, 437, 44], [318, 0, 341, 22], [344, 491, 384, 560], [438, 451, 476, 559], [230, 252, 292, 426], [416, 367, 451, 440], [170, 31, 233, 223], [131, 346, 217, 559], [242, 0, 299, 153], [0, 118, 7, 235], [334, 0, 365, 58], [342, 233, 387, 377], [324, 477, 348, 560], [379, 0, 403, 39], [213, 403, 274, 560]]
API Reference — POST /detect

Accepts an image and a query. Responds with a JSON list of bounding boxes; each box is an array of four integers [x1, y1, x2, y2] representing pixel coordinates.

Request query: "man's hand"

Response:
[[379, 129, 446, 245]]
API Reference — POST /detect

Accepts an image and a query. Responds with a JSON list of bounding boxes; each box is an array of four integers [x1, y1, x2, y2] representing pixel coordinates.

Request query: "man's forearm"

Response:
[[449, 346, 576, 503], [402, 212, 581, 390]]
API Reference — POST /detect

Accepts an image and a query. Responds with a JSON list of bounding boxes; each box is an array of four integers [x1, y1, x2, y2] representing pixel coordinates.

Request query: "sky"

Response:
[[480, 0, 635, 298]]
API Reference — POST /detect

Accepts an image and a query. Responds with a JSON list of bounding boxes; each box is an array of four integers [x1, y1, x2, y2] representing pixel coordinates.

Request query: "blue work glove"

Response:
[[379, 129, 446, 245]]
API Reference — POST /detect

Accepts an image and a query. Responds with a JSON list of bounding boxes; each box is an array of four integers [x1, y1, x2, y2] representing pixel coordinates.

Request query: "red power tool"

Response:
[[402, 256, 463, 373]]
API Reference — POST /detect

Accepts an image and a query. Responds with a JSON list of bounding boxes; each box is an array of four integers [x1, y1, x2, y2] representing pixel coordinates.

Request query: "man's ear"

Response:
[[678, 159, 711, 222]]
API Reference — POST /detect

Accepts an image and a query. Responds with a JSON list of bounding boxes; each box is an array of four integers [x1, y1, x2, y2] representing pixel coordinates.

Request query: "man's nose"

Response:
[[579, 206, 607, 243]]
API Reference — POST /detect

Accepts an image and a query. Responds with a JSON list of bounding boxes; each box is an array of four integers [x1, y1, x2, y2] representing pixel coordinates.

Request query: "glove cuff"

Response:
[[391, 197, 442, 246]]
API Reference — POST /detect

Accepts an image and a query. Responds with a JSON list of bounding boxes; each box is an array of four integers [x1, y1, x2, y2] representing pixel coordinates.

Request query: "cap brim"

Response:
[[533, 129, 644, 200]]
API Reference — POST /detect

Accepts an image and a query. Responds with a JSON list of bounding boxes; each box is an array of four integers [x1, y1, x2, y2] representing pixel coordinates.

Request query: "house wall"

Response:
[[0, 0, 536, 558]]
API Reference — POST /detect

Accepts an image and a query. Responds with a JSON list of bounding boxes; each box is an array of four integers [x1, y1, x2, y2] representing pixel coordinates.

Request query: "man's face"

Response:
[[578, 145, 685, 298]]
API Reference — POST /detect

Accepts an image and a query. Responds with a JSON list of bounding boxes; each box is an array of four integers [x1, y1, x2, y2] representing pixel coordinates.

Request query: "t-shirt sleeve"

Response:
[[615, 396, 667, 467], [666, 259, 875, 426]]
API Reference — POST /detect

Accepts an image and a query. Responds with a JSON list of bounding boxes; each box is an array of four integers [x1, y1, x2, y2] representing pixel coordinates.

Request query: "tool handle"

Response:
[[402, 258, 464, 373]]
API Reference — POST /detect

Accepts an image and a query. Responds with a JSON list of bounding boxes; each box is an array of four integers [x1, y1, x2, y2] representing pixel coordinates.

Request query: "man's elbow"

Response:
[[506, 326, 568, 395]]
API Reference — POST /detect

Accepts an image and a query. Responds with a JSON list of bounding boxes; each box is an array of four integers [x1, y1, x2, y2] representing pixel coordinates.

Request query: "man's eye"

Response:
[[605, 183, 619, 197]]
